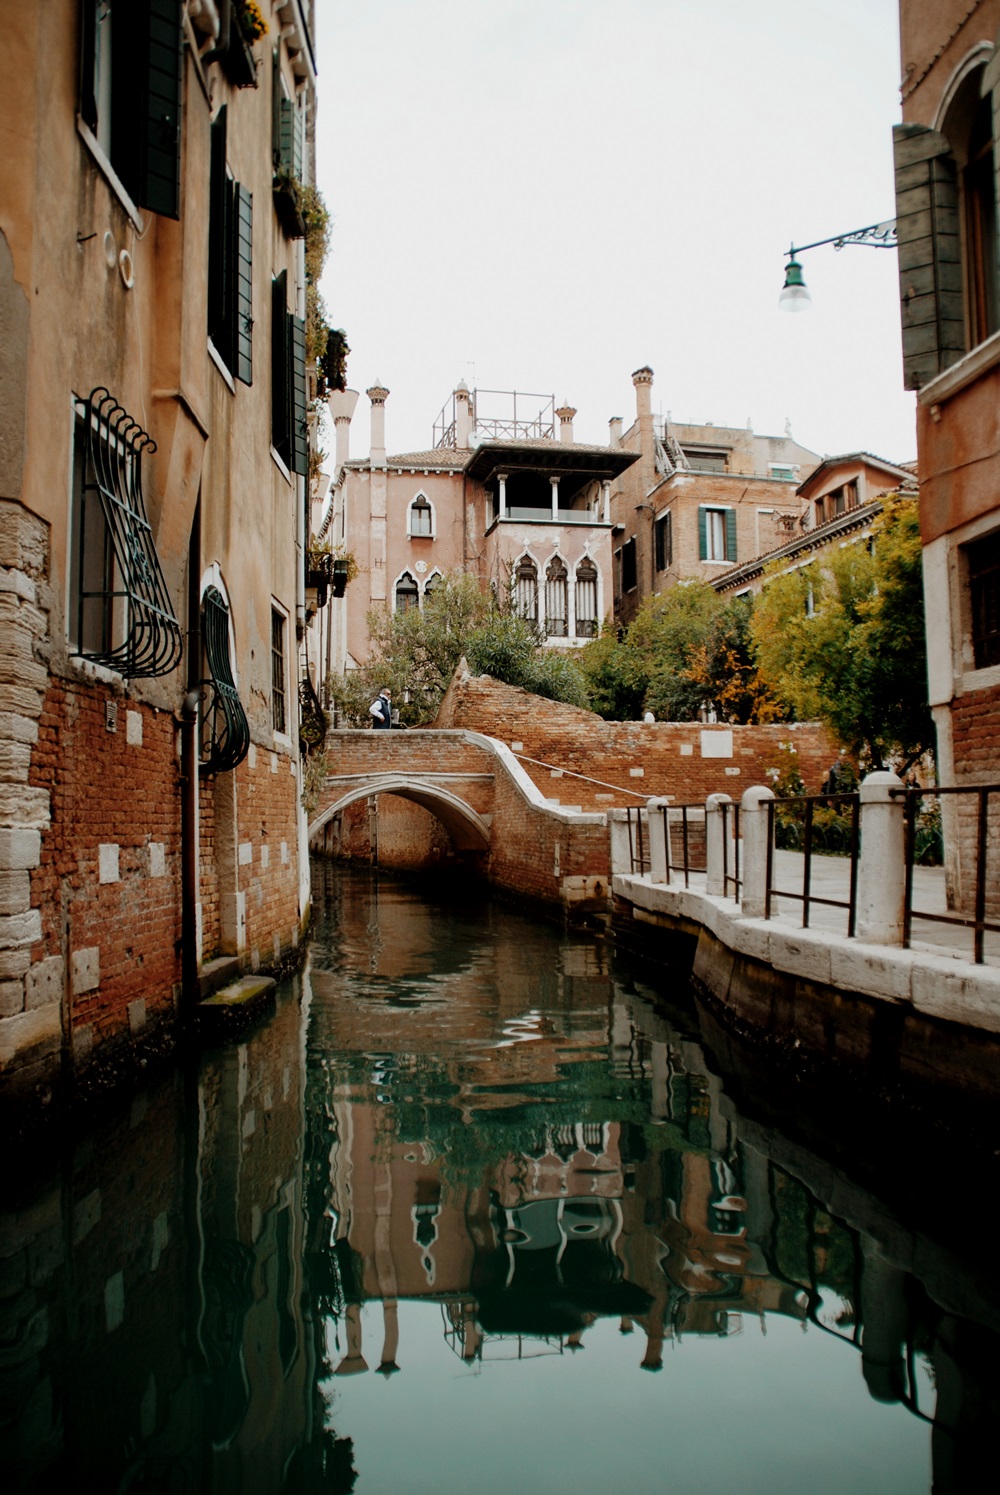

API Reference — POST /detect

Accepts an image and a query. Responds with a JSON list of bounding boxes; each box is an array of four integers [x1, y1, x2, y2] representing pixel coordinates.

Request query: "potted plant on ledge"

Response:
[[307, 542, 358, 606], [223, 0, 267, 88]]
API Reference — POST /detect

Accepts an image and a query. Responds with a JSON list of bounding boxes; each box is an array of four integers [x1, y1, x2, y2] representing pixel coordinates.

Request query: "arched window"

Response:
[[201, 585, 250, 773], [423, 571, 443, 600], [394, 571, 419, 612], [408, 493, 433, 538], [575, 558, 598, 638], [545, 556, 568, 636], [514, 555, 538, 622]]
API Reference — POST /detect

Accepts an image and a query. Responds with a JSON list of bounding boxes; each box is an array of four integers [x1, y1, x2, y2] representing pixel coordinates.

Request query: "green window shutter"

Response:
[[290, 313, 308, 474], [666, 510, 673, 567], [235, 185, 253, 386], [208, 108, 229, 344], [140, 0, 183, 219], [725, 507, 737, 562], [271, 272, 290, 461], [892, 122, 964, 390], [272, 49, 282, 167], [279, 96, 296, 175], [292, 104, 304, 182], [698, 506, 707, 561]]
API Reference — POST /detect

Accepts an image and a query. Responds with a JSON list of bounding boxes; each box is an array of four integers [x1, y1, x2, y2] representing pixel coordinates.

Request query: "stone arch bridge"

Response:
[[309, 730, 611, 914]]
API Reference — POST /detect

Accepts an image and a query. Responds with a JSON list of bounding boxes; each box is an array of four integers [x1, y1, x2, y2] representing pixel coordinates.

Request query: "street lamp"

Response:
[[778, 220, 898, 312]]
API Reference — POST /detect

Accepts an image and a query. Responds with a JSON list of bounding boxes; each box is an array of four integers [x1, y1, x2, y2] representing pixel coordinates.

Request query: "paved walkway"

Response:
[[683, 849, 1000, 968]]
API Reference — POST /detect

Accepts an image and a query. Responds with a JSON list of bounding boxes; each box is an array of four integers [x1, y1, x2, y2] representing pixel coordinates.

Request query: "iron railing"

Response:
[[895, 784, 1000, 964], [626, 806, 650, 874], [765, 793, 861, 937]]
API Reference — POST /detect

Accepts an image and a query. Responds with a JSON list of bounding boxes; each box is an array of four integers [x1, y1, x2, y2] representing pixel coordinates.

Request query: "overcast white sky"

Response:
[[314, 0, 915, 464]]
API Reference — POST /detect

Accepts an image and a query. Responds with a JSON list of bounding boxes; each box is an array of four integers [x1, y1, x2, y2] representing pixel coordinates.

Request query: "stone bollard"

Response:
[[740, 786, 775, 920], [705, 793, 733, 897], [857, 770, 905, 945], [646, 798, 669, 884]]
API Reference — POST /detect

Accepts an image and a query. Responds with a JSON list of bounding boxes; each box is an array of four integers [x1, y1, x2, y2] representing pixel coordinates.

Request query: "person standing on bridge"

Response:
[[369, 687, 393, 729]]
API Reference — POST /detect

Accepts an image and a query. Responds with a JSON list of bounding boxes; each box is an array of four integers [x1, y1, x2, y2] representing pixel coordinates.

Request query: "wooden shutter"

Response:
[[290, 314, 308, 474], [893, 122, 964, 390], [140, 0, 182, 219], [666, 510, 673, 567], [279, 96, 297, 175], [698, 507, 707, 560], [235, 185, 254, 386], [271, 273, 290, 461], [208, 108, 228, 345], [725, 507, 737, 562]]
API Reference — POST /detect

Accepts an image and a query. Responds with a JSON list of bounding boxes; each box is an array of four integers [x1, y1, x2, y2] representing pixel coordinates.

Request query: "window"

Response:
[[682, 446, 729, 473], [515, 555, 538, 621], [201, 586, 250, 773], [769, 465, 795, 481], [208, 108, 253, 384], [621, 537, 637, 592], [409, 494, 433, 537], [654, 511, 672, 571], [79, 0, 182, 219], [545, 557, 568, 636], [967, 532, 1000, 669], [271, 608, 287, 734], [394, 572, 419, 612], [961, 85, 1000, 346], [423, 571, 443, 599], [273, 55, 305, 180], [271, 271, 307, 472], [575, 558, 598, 638], [699, 506, 736, 563], [69, 387, 182, 678]]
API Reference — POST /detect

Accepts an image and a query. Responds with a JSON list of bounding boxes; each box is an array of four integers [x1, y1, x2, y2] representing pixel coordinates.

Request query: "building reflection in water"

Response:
[[0, 864, 997, 1492]]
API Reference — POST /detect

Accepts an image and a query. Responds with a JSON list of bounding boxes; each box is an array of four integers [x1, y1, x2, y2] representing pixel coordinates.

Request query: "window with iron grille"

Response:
[[208, 107, 253, 384], [271, 608, 287, 734], [78, 0, 182, 219], [967, 531, 1000, 669], [69, 388, 182, 678], [201, 587, 250, 774]]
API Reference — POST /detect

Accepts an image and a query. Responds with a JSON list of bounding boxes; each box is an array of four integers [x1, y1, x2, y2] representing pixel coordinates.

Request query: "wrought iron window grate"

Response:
[[201, 587, 250, 774], [74, 387, 183, 678]]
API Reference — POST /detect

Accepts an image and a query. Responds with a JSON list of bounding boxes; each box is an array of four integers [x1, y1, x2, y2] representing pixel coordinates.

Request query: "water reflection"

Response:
[[1, 864, 998, 1493]]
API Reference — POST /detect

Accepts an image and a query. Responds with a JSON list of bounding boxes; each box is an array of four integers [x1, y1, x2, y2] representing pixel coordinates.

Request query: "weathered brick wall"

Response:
[[232, 741, 303, 968], [198, 778, 220, 958], [945, 683, 1000, 916], [30, 680, 182, 1059], [433, 670, 837, 805]]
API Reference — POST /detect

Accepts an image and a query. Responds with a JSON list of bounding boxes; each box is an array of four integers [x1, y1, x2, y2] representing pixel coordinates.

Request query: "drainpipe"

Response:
[[199, 0, 231, 62], [180, 689, 201, 1013], [180, 499, 202, 1015]]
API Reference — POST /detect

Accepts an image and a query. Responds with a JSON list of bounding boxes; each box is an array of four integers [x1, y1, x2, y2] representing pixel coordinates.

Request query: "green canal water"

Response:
[[2, 862, 997, 1493]]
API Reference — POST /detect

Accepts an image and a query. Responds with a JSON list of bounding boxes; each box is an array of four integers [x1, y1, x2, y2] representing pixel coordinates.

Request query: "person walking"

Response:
[[369, 688, 392, 729]]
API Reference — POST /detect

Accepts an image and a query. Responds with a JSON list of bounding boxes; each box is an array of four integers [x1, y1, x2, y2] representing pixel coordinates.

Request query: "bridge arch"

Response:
[[309, 773, 491, 853]]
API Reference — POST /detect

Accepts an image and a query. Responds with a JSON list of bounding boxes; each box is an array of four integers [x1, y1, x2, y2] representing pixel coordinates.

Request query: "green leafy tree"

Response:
[[751, 494, 932, 770], [328, 571, 589, 724], [580, 581, 785, 724]]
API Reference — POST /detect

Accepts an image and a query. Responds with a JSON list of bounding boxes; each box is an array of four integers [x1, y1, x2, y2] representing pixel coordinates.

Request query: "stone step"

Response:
[[197, 976, 277, 1038], [199, 955, 243, 999]]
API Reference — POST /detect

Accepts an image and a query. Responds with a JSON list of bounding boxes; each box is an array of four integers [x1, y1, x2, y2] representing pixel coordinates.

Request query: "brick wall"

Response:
[[30, 679, 182, 1060], [945, 682, 1000, 916], [433, 670, 836, 806], [232, 741, 303, 968]]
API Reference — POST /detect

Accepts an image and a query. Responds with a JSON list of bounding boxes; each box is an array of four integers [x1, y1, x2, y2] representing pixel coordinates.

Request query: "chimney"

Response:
[[556, 403, 576, 443], [328, 387, 360, 475], [367, 380, 389, 468], [455, 379, 472, 448], [609, 416, 623, 446], [632, 365, 655, 486]]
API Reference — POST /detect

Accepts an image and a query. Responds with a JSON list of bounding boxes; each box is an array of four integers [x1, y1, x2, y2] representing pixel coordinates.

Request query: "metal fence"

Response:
[[765, 792, 861, 938], [895, 784, 1000, 965]]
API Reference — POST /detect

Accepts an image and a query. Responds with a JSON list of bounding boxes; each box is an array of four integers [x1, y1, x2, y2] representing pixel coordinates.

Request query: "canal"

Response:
[[2, 862, 997, 1493]]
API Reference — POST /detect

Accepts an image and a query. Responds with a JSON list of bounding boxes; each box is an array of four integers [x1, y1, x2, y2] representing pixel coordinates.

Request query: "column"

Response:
[[497, 473, 508, 519], [602, 480, 612, 522], [550, 474, 560, 519], [740, 786, 774, 920], [857, 770, 906, 944]]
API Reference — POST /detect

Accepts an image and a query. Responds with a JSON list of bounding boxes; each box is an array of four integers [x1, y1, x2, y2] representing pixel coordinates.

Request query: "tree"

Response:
[[328, 571, 590, 725], [579, 581, 786, 724], [751, 494, 933, 770]]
